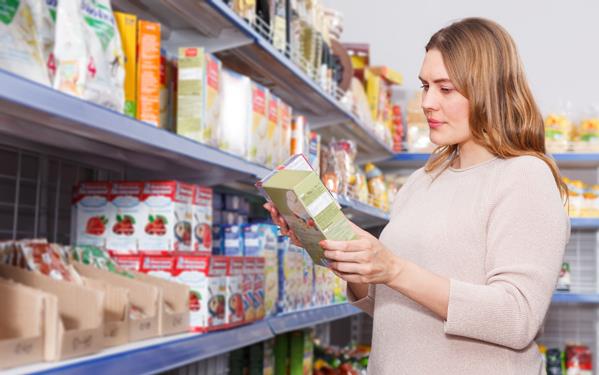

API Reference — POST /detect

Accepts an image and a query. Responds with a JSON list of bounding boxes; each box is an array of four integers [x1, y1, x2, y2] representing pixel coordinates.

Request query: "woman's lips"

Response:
[[428, 119, 444, 129]]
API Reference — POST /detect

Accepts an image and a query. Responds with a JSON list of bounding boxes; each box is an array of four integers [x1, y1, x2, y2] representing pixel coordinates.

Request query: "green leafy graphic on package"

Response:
[[47, 0, 57, 22], [81, 0, 115, 50], [0, 0, 19, 25]]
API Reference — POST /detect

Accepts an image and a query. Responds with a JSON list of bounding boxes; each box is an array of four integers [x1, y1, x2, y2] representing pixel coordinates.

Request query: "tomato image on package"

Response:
[[173, 253, 211, 332], [207, 256, 228, 331], [72, 182, 113, 248], [140, 181, 193, 251], [107, 181, 144, 253], [193, 186, 213, 252], [226, 256, 245, 327]]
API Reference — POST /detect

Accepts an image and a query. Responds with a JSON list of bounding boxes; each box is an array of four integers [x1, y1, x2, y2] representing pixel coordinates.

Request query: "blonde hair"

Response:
[[424, 17, 567, 199]]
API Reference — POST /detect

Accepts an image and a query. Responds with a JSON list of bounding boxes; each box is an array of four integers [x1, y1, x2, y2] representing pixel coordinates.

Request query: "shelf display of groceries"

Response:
[[545, 109, 599, 153], [539, 344, 593, 375], [562, 176, 599, 218]]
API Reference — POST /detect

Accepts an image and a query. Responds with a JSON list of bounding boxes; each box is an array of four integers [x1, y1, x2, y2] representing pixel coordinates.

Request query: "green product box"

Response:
[[259, 155, 358, 267], [176, 47, 205, 142], [274, 333, 290, 375], [289, 331, 304, 375]]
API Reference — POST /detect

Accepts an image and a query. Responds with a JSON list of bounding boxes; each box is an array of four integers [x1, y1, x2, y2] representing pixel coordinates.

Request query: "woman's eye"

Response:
[[420, 84, 429, 91], [441, 87, 453, 93]]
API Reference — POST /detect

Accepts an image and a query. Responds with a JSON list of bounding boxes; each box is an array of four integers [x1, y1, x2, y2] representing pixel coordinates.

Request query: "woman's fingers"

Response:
[[331, 269, 364, 284], [324, 249, 369, 263], [320, 238, 370, 252], [330, 261, 369, 275]]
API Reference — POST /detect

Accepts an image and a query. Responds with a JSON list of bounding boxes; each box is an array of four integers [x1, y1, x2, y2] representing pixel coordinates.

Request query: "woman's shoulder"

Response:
[[497, 155, 554, 180]]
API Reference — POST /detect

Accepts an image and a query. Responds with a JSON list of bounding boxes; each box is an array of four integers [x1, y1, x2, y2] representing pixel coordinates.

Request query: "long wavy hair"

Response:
[[424, 17, 567, 199]]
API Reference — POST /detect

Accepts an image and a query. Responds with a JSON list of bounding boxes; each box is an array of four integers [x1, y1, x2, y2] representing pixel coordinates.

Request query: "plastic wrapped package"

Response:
[[545, 113, 573, 153], [53, 0, 125, 112], [364, 163, 389, 211], [0, 0, 55, 85], [573, 107, 599, 152], [330, 139, 356, 196]]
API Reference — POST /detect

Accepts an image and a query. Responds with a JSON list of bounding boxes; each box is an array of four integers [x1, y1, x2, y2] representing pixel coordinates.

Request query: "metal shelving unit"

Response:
[[552, 293, 599, 304], [5, 305, 361, 375]]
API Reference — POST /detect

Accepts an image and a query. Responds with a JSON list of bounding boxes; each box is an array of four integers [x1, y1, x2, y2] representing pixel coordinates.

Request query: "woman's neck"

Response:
[[452, 140, 496, 169]]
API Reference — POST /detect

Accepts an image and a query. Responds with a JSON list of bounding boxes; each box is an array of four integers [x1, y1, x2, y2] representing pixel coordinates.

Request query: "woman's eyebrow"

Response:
[[418, 76, 451, 84]]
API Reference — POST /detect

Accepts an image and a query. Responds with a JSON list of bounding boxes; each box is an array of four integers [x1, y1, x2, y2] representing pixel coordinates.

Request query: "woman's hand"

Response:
[[321, 222, 403, 285], [263, 202, 302, 247]]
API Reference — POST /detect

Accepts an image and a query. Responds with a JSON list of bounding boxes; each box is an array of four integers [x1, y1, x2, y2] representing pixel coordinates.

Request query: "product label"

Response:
[[0, 1, 19, 25], [81, 0, 115, 50]]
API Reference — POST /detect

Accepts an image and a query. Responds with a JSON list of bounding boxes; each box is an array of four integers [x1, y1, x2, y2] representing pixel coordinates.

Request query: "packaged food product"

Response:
[[114, 11, 137, 117], [193, 186, 213, 252], [308, 131, 321, 175], [176, 47, 205, 142], [232, 0, 256, 24], [225, 256, 245, 327], [545, 113, 573, 153], [242, 257, 256, 323], [136, 20, 161, 125], [218, 69, 251, 157], [72, 181, 113, 248], [0, 0, 54, 85], [19, 241, 74, 281], [159, 48, 174, 130], [565, 344, 592, 374], [248, 82, 269, 164], [279, 102, 293, 167], [204, 53, 222, 146], [253, 256, 266, 319], [107, 182, 144, 253], [545, 348, 562, 375], [71, 244, 132, 277], [221, 225, 245, 256], [556, 262, 571, 292], [574, 117, 599, 152], [330, 139, 356, 196], [53, 0, 125, 112], [207, 256, 227, 330], [266, 95, 280, 167], [140, 254, 175, 281], [290, 116, 310, 158], [364, 162, 389, 211]]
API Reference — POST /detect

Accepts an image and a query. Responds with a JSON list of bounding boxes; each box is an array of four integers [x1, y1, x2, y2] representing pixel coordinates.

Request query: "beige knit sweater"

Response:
[[350, 156, 570, 374]]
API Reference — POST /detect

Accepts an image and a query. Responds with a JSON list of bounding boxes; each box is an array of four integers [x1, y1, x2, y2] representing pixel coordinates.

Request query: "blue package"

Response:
[[244, 224, 279, 257], [222, 224, 245, 256], [212, 225, 223, 255]]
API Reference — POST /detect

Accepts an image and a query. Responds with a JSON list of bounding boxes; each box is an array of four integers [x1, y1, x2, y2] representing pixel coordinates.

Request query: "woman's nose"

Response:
[[421, 89, 438, 112]]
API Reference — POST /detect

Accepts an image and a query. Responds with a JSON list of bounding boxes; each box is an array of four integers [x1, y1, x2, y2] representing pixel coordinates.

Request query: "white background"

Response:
[[324, 0, 599, 117]]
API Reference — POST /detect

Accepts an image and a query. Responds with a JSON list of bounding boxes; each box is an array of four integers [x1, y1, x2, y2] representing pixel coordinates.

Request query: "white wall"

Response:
[[324, 0, 599, 116]]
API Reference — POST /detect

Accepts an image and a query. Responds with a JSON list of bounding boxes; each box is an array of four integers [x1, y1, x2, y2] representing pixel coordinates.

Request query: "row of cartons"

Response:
[[0, 262, 189, 370]]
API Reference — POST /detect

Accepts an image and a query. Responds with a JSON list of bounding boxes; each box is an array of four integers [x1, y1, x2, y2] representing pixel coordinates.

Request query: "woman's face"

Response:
[[419, 49, 471, 146]]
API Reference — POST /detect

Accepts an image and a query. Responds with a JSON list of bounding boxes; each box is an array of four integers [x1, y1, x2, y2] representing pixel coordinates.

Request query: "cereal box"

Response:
[[225, 256, 245, 327], [110, 253, 144, 272], [279, 101, 293, 166], [243, 224, 278, 316], [173, 253, 210, 332], [176, 47, 205, 142], [207, 256, 227, 330], [193, 186, 213, 252], [253, 256, 266, 320], [107, 182, 144, 253], [140, 181, 193, 251], [204, 53, 222, 146], [242, 257, 256, 323], [72, 182, 113, 248], [114, 11, 137, 118], [140, 254, 175, 281], [218, 69, 251, 157], [136, 20, 161, 126], [248, 82, 269, 165], [222, 225, 245, 256], [266, 94, 280, 168]]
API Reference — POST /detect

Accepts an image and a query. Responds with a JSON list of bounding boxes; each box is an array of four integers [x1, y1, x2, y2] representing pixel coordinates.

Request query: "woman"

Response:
[[266, 17, 569, 374]]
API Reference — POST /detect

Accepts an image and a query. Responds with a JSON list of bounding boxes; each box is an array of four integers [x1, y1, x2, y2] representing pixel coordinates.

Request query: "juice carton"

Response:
[[279, 101, 293, 167], [140, 181, 194, 251], [114, 12, 137, 118], [218, 69, 251, 157], [159, 49, 175, 130], [266, 94, 280, 167], [193, 186, 213, 252], [110, 253, 144, 272], [140, 254, 175, 281], [207, 255, 228, 330], [222, 225, 245, 256], [176, 47, 205, 142], [107, 182, 144, 253], [248, 82, 269, 165], [72, 182, 113, 248], [259, 155, 358, 267], [242, 257, 256, 323], [173, 253, 210, 332], [136, 20, 161, 126], [226, 256, 245, 327], [204, 53, 222, 146], [254, 256, 266, 320]]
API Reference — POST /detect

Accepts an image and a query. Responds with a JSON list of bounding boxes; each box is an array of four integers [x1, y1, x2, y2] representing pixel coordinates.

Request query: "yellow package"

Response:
[[279, 101, 293, 166], [266, 94, 279, 167], [248, 82, 269, 164], [575, 118, 599, 152], [544, 114, 572, 153], [176, 47, 205, 142], [114, 12, 137, 118], [136, 20, 161, 126]]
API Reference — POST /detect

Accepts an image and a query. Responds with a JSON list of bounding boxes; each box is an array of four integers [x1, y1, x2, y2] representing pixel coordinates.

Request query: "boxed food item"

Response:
[[159, 48, 175, 130], [0, 0, 54, 85], [136, 20, 161, 126], [53, 0, 125, 112], [140, 181, 194, 251], [193, 186, 213, 252], [107, 182, 144, 254], [0, 264, 103, 360], [222, 225, 245, 256], [71, 245, 133, 278], [258, 154, 358, 267], [278, 244, 303, 313], [218, 69, 252, 157], [248, 82, 270, 165], [301, 250, 314, 309], [290, 116, 310, 158], [266, 94, 280, 167], [253, 256, 266, 320], [140, 254, 175, 281], [72, 182, 112, 248], [72, 261, 161, 342], [242, 257, 256, 323], [176, 47, 205, 142], [0, 279, 57, 369], [279, 101, 293, 167], [110, 253, 143, 272], [204, 53, 222, 146], [308, 131, 321, 175], [556, 262, 571, 292], [225, 256, 245, 327], [172, 253, 211, 332], [114, 11, 138, 118], [207, 256, 228, 331]]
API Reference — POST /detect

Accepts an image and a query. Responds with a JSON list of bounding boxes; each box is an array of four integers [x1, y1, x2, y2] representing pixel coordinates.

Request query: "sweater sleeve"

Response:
[[443, 157, 570, 350], [348, 168, 426, 316]]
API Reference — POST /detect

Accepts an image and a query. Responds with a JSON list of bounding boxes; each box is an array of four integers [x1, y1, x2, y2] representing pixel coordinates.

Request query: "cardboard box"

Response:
[[260, 155, 358, 266], [204, 53, 222, 146], [173, 253, 210, 332], [248, 82, 269, 165], [206, 256, 227, 331], [114, 12, 138, 118], [177, 47, 205, 142], [140, 181, 194, 251], [140, 253, 175, 281], [110, 253, 143, 272], [242, 257, 255, 323], [266, 94, 280, 167], [80, 276, 129, 348], [128, 268, 190, 337], [72, 182, 112, 248], [193, 186, 213, 252], [218, 69, 251, 157], [72, 262, 160, 342], [279, 101, 293, 167], [136, 20, 161, 126], [221, 225, 245, 256], [253, 256, 266, 320], [107, 182, 144, 253], [0, 265, 103, 361], [0, 279, 58, 369], [225, 256, 245, 327]]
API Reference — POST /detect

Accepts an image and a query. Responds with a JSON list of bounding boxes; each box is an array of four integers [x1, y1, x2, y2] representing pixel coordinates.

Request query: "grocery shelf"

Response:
[[112, 0, 394, 164], [334, 194, 390, 228], [552, 293, 599, 304], [570, 218, 599, 230], [0, 69, 270, 186], [8, 322, 273, 375], [268, 303, 362, 335]]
